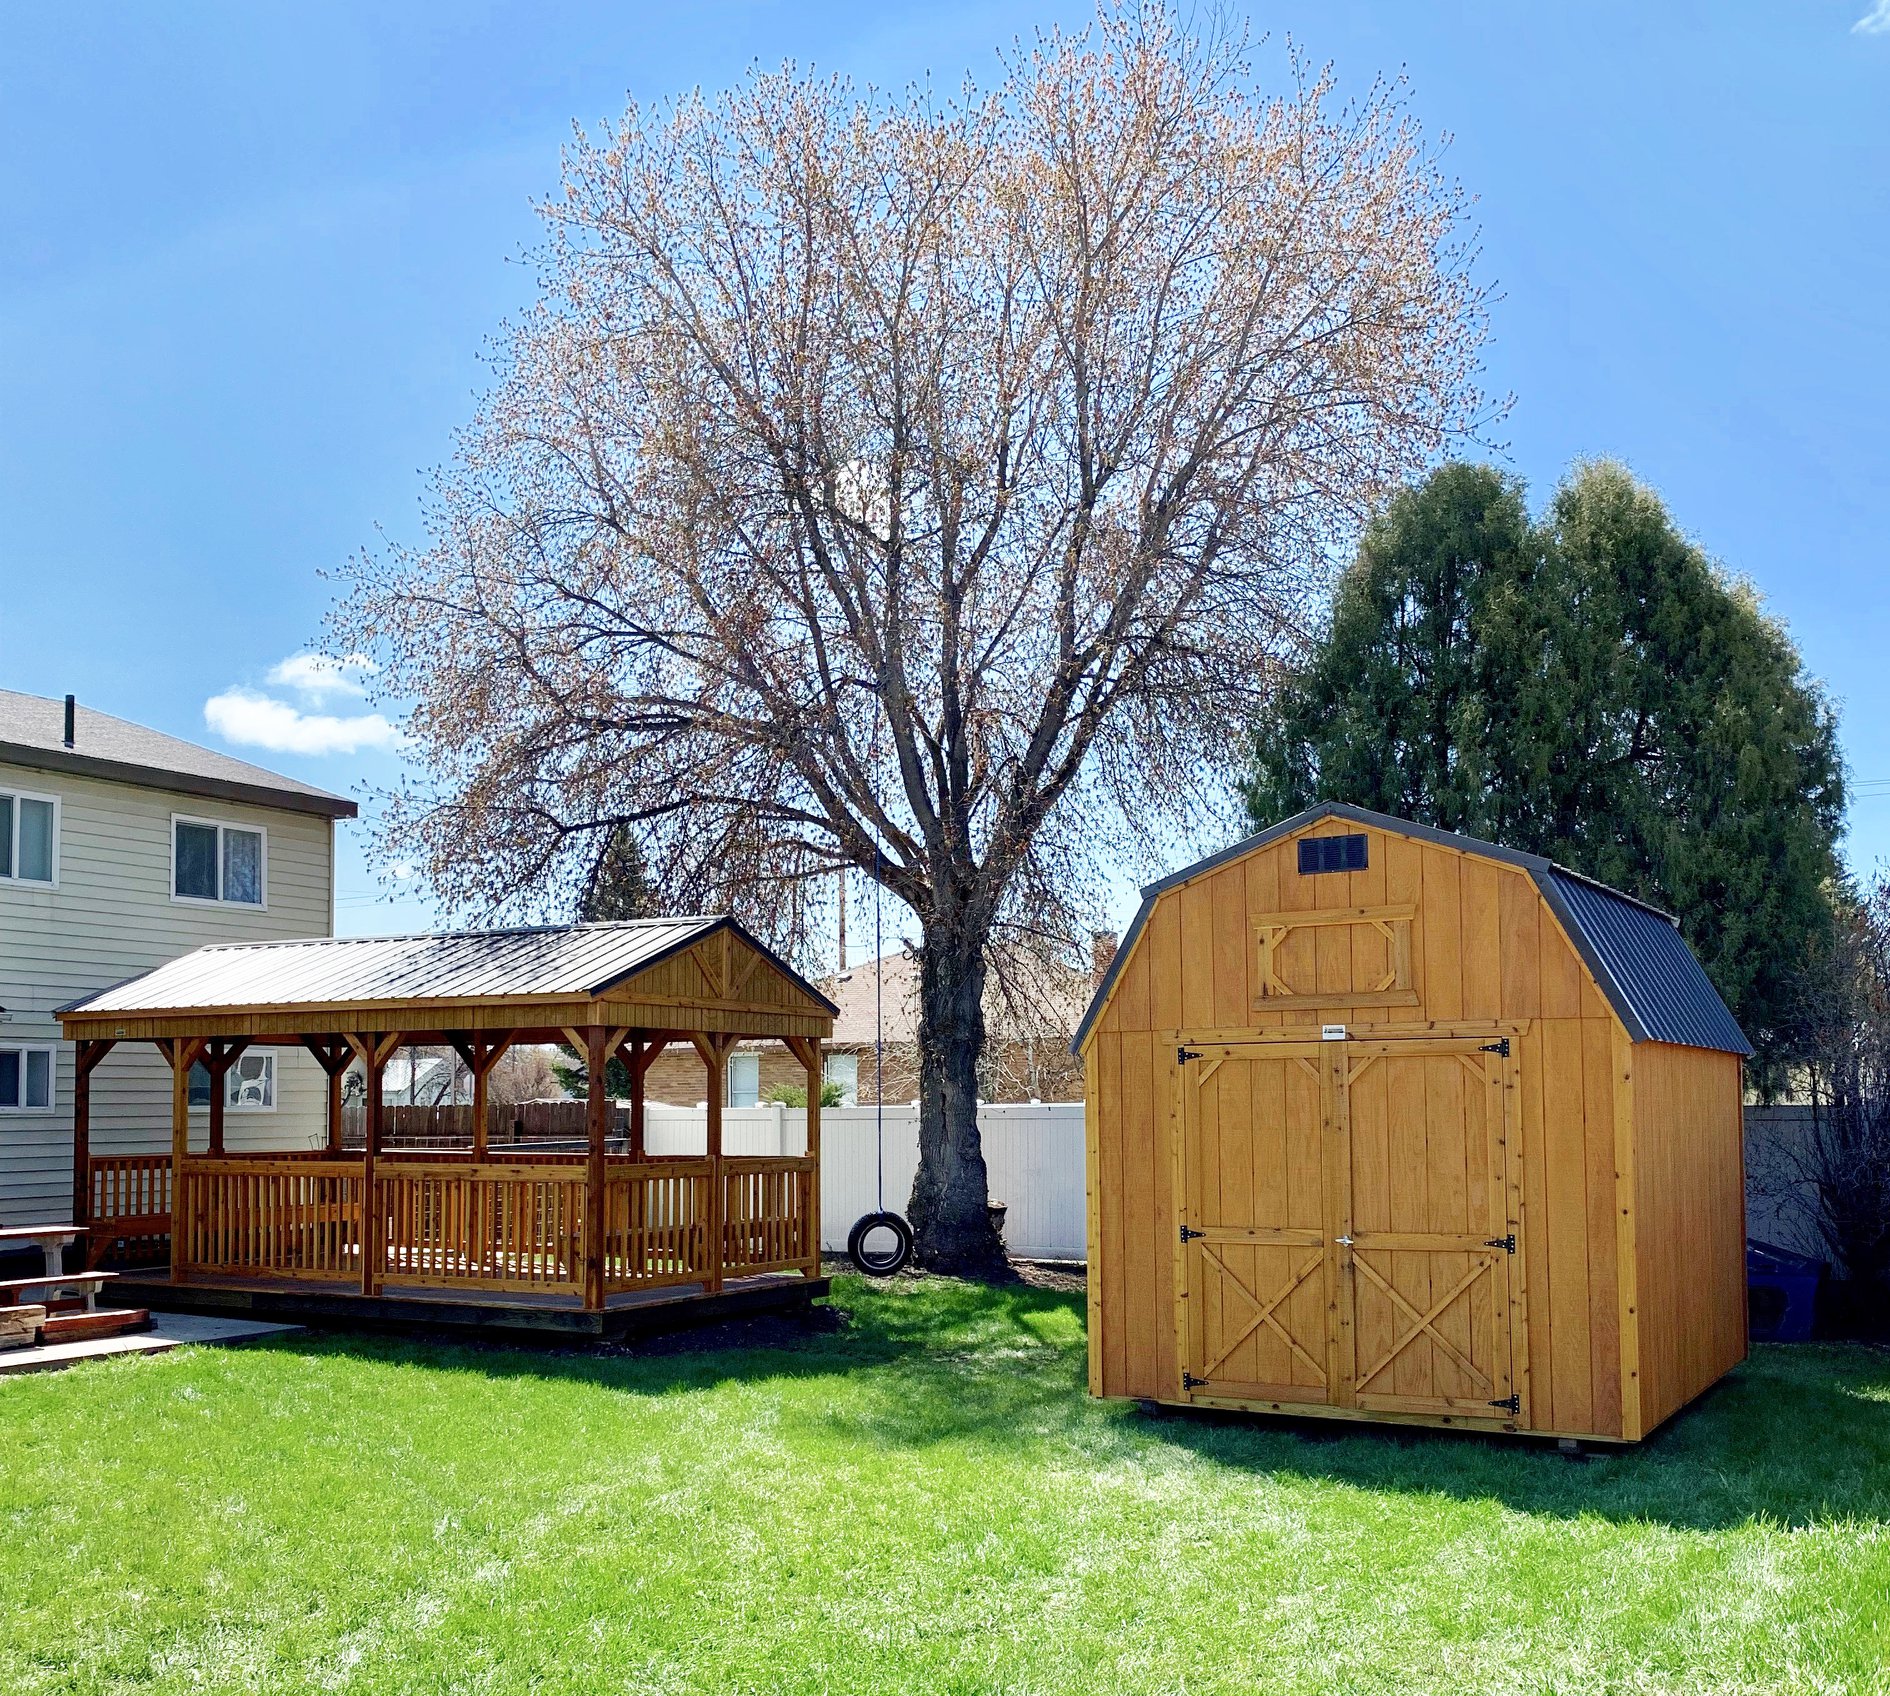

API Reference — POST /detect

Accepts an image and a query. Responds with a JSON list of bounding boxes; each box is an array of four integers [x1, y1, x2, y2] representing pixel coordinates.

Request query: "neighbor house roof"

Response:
[[1073, 801, 1752, 1058], [60, 915, 836, 1019], [822, 947, 1091, 1048], [0, 688, 356, 819]]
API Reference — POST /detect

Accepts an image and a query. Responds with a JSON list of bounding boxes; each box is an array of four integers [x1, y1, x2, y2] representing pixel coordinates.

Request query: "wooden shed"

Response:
[[1075, 803, 1750, 1443]]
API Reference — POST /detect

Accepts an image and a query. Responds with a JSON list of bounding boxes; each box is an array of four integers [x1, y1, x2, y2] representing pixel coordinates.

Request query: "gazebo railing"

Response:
[[156, 1152, 815, 1295], [722, 1156, 816, 1276], [86, 1154, 174, 1267], [604, 1160, 714, 1289], [176, 1157, 365, 1280], [380, 1161, 586, 1294]]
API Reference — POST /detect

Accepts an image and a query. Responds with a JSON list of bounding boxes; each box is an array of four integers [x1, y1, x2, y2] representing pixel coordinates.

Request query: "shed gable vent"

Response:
[[1298, 833, 1368, 875]]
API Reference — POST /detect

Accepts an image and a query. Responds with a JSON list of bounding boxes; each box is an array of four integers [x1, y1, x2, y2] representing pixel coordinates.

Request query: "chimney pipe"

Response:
[[62, 694, 75, 748]]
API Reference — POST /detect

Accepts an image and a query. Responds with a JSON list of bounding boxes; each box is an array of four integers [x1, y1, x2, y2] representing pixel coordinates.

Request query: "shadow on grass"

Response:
[[1131, 1342, 1890, 1533], [239, 1271, 1085, 1404], [237, 1277, 1890, 1535]]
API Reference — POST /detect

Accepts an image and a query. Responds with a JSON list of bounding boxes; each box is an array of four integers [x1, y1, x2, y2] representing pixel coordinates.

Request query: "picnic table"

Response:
[[0, 1224, 85, 1279]]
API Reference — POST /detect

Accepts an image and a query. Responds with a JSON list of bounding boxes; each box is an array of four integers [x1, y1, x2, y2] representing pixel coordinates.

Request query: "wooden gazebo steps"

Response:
[[111, 1271, 830, 1342]]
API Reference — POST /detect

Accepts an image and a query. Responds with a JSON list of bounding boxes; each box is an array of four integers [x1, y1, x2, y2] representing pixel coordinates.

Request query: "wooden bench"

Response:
[[0, 1270, 117, 1312]]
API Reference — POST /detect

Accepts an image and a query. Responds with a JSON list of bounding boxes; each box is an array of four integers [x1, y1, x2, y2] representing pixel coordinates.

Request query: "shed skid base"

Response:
[[1144, 1393, 1633, 1446], [112, 1273, 829, 1343]]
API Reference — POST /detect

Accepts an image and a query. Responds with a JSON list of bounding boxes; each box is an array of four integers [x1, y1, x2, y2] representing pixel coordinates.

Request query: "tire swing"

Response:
[[847, 848, 913, 1276]]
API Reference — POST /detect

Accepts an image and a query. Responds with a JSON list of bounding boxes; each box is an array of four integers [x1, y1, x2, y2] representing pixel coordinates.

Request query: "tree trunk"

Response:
[[907, 916, 1006, 1275]]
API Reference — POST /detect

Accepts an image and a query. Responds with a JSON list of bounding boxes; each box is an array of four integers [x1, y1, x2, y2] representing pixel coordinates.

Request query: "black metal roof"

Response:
[[1074, 802, 1751, 1058]]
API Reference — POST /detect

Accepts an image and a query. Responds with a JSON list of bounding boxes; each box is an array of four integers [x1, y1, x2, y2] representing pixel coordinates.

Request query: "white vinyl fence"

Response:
[[644, 1101, 1088, 1260]]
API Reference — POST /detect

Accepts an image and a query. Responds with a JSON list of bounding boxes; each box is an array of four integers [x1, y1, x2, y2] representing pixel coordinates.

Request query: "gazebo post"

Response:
[[627, 1037, 646, 1161], [584, 1025, 610, 1312], [694, 1034, 729, 1294], [793, 1036, 823, 1281], [163, 1037, 203, 1280], [326, 1055, 344, 1156], [300, 1038, 351, 1156], [351, 1033, 396, 1298], [71, 1038, 113, 1228], [471, 1048, 489, 1162], [201, 1039, 250, 1157]]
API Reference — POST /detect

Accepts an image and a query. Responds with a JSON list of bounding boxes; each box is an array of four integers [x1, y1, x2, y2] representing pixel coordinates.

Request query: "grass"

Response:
[[2, 1277, 1890, 1695]]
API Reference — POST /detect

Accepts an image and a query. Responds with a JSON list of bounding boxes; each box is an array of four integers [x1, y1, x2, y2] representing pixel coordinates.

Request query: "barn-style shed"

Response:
[[1076, 802, 1750, 1443]]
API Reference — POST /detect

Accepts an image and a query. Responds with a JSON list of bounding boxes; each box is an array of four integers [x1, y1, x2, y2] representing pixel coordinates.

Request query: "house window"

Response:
[[187, 1051, 277, 1111], [823, 1052, 859, 1107], [0, 790, 58, 886], [0, 1045, 55, 1113], [173, 817, 265, 906], [1297, 833, 1368, 875], [727, 1051, 760, 1108]]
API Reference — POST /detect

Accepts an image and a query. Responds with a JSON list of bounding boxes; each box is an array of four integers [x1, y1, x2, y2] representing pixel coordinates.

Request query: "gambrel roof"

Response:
[[1075, 802, 1752, 1057]]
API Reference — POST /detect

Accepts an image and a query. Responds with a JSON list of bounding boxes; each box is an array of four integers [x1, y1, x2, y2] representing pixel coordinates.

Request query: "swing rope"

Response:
[[846, 840, 912, 1274]]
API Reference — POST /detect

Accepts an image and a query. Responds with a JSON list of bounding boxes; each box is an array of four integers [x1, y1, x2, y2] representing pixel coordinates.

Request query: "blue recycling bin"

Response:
[[1747, 1240, 1824, 1343]]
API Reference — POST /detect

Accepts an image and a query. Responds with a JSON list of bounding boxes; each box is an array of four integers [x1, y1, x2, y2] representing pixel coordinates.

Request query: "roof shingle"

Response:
[[0, 688, 355, 819]]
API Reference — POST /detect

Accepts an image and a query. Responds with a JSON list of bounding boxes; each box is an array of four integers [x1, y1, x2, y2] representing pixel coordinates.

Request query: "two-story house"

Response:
[[0, 688, 354, 1225]]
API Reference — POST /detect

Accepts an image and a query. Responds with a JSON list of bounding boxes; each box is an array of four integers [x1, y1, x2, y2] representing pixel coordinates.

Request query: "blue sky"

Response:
[[3, 2, 1887, 942]]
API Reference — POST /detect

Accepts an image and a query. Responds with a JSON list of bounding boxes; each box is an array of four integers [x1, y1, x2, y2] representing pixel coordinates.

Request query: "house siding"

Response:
[[0, 759, 336, 1224]]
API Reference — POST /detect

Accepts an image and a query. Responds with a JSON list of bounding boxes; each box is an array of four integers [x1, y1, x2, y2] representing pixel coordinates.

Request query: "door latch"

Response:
[[1334, 1234, 1355, 1247]]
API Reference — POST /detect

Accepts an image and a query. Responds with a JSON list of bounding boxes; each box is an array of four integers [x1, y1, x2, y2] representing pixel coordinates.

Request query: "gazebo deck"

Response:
[[111, 1265, 831, 1340]]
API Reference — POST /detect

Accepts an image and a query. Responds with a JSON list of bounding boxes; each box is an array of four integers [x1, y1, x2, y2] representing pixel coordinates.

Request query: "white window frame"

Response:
[[170, 813, 268, 909], [0, 1043, 57, 1114], [0, 787, 60, 889], [726, 1050, 760, 1109], [823, 1052, 859, 1107], [187, 1049, 278, 1114]]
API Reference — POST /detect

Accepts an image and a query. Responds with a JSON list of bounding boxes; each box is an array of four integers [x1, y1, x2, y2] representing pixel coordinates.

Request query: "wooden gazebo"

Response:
[[57, 917, 835, 1334]]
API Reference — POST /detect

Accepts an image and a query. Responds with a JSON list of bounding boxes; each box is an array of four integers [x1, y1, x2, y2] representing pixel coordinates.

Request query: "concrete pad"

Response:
[[0, 1310, 301, 1377]]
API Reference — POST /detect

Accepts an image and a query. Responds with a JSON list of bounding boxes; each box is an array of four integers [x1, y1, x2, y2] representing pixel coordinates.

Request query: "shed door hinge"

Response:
[[1177, 1045, 1202, 1065], [1484, 1233, 1516, 1254], [1179, 1224, 1205, 1243], [1480, 1038, 1511, 1057], [1182, 1371, 1210, 1390], [1488, 1393, 1520, 1416]]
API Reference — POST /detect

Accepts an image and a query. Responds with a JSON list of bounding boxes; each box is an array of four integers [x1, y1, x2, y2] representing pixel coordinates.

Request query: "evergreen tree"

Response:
[[1246, 460, 1845, 1070], [553, 823, 653, 1096]]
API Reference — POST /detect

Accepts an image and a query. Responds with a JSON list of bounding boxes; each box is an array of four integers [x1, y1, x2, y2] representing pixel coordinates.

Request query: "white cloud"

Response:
[[266, 651, 377, 701], [1857, 1, 1890, 33], [204, 688, 399, 757]]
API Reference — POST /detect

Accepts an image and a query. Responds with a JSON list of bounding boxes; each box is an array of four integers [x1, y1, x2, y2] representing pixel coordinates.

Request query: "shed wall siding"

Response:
[[1087, 819, 1629, 1439], [0, 760, 335, 1224], [1631, 1040, 1747, 1433]]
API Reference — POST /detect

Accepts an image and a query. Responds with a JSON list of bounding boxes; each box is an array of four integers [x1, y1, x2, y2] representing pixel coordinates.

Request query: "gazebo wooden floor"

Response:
[[111, 1267, 831, 1341]]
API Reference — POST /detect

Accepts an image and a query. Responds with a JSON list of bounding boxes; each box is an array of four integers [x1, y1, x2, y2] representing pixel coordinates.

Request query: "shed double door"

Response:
[[1173, 1037, 1521, 1422]]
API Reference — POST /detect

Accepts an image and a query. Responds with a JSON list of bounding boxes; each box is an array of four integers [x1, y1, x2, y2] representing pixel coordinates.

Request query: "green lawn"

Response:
[[2, 1277, 1889, 1695]]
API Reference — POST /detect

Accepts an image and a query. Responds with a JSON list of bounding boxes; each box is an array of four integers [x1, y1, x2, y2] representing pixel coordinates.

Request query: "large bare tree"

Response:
[[333, 8, 1491, 1269]]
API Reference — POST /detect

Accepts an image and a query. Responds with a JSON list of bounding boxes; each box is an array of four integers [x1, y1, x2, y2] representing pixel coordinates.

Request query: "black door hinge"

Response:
[[1480, 1038, 1511, 1057], [1179, 1223, 1205, 1243], [1488, 1393, 1520, 1416], [1182, 1371, 1210, 1390], [1177, 1045, 1202, 1065], [1484, 1233, 1516, 1254]]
